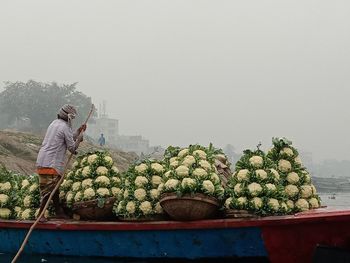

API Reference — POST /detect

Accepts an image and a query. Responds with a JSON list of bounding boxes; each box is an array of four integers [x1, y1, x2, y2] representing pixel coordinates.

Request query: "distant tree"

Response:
[[0, 80, 93, 132]]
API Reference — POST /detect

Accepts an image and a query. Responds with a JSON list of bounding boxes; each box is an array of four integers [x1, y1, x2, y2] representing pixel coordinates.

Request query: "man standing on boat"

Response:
[[36, 104, 86, 220]]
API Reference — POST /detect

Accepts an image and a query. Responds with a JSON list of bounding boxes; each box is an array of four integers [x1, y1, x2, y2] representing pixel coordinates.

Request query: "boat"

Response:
[[1, 208, 350, 263]]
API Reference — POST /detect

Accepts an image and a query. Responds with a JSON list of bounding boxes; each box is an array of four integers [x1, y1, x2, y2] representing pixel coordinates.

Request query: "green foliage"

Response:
[[0, 80, 93, 132]]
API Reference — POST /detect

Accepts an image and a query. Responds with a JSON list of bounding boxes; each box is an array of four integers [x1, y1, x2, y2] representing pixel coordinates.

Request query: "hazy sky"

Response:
[[1, 0, 349, 162]]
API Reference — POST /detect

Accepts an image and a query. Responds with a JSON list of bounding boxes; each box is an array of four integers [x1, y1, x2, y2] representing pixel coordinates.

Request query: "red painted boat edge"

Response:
[[0, 208, 349, 232]]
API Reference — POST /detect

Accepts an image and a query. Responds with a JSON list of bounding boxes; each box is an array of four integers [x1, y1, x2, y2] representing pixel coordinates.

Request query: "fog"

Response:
[[0, 0, 349, 161]]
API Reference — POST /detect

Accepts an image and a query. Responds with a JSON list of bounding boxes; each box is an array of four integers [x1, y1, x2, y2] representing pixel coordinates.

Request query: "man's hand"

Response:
[[78, 124, 87, 133]]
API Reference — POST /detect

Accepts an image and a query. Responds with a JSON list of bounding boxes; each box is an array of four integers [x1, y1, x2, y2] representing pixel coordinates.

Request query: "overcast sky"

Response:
[[0, 0, 349, 162]]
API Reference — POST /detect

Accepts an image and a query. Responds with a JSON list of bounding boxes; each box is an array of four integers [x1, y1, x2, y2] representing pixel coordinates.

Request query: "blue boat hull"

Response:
[[0, 227, 267, 259]]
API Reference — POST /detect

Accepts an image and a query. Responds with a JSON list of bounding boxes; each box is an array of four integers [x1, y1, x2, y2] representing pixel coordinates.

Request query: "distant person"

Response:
[[98, 133, 106, 147], [36, 104, 86, 221]]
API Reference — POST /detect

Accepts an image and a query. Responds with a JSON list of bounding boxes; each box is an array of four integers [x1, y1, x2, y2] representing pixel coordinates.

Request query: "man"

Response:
[[36, 104, 86, 220], [98, 133, 106, 147]]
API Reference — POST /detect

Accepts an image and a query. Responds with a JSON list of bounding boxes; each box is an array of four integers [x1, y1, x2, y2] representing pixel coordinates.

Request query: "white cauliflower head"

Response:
[[193, 168, 207, 178], [202, 180, 215, 194], [247, 183, 262, 197], [287, 172, 300, 185], [249, 156, 263, 168], [278, 160, 292, 173], [139, 201, 153, 215], [175, 165, 189, 177], [134, 188, 147, 201]]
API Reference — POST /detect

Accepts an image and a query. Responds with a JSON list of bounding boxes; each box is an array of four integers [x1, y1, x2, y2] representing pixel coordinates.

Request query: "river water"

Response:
[[1, 193, 348, 263]]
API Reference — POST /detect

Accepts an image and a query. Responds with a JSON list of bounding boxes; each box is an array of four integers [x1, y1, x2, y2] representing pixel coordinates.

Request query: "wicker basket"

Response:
[[72, 197, 116, 220], [224, 209, 258, 219], [160, 193, 220, 221]]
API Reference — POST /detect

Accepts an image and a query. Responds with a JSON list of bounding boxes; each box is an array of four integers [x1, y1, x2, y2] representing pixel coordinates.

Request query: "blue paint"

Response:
[[0, 228, 267, 259]]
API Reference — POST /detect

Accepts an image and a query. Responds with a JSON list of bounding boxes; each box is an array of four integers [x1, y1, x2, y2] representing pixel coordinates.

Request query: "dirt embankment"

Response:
[[0, 130, 138, 175]]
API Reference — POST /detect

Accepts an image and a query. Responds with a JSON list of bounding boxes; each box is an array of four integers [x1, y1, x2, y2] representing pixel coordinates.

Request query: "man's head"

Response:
[[101, 133, 104, 137], [58, 104, 77, 126]]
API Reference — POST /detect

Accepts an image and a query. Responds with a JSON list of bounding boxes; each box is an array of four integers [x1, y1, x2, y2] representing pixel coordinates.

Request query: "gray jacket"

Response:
[[36, 119, 79, 175]]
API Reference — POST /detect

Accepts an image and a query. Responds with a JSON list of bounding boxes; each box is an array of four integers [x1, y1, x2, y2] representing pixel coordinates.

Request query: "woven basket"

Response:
[[72, 197, 116, 220], [160, 193, 220, 221], [224, 209, 258, 219]]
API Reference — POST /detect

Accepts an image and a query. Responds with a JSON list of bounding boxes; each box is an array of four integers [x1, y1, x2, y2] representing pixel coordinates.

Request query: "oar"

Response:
[[11, 104, 95, 263]]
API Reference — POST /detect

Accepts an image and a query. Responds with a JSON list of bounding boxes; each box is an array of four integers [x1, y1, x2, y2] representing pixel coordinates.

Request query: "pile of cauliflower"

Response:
[[267, 137, 321, 212], [161, 145, 225, 200], [0, 166, 18, 219], [60, 151, 122, 208], [225, 149, 289, 216], [113, 160, 165, 219]]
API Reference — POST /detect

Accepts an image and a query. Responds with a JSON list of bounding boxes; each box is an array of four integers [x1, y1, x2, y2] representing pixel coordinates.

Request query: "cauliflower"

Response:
[[285, 184, 299, 198], [82, 178, 93, 189], [74, 192, 82, 202], [0, 208, 11, 219], [278, 160, 292, 173], [111, 177, 121, 185], [236, 169, 249, 182], [270, 169, 280, 180], [286, 200, 295, 210], [0, 194, 9, 205], [139, 201, 153, 215], [21, 179, 30, 189], [151, 176, 162, 187], [23, 196, 31, 208], [308, 198, 320, 209], [249, 156, 263, 168], [123, 189, 129, 199], [237, 197, 247, 206], [170, 161, 179, 168], [193, 150, 207, 160], [88, 154, 98, 164], [124, 179, 130, 187], [181, 178, 196, 188], [225, 197, 233, 209], [81, 157, 87, 166], [164, 171, 172, 178], [311, 184, 317, 195], [72, 161, 79, 169], [97, 188, 110, 197], [135, 163, 148, 174], [66, 192, 74, 203], [95, 176, 110, 186], [251, 197, 263, 209], [157, 183, 165, 192], [72, 182, 81, 191], [66, 171, 74, 179], [268, 198, 280, 211], [111, 187, 121, 197], [178, 148, 189, 158], [135, 176, 148, 187], [202, 180, 215, 194], [112, 166, 119, 174], [199, 160, 212, 171], [126, 201, 136, 214], [300, 185, 312, 199], [83, 188, 95, 199], [248, 183, 262, 197], [234, 183, 243, 195], [0, 182, 11, 191], [294, 156, 302, 166], [280, 147, 294, 157], [175, 165, 189, 177], [287, 172, 300, 185], [280, 202, 288, 212], [265, 183, 277, 192], [193, 168, 207, 178], [210, 173, 220, 184], [154, 202, 163, 214], [21, 209, 33, 220], [169, 157, 178, 163], [295, 198, 309, 211], [255, 169, 267, 180], [164, 179, 179, 190], [303, 173, 311, 184], [104, 156, 113, 166], [150, 189, 160, 200], [29, 183, 38, 193], [82, 166, 91, 177], [151, 163, 164, 173], [182, 155, 196, 167], [116, 201, 123, 213], [134, 188, 147, 201], [96, 166, 109, 176]]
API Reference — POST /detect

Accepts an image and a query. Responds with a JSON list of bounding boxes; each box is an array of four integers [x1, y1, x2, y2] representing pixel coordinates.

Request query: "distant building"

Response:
[[87, 117, 119, 145], [115, 135, 150, 155]]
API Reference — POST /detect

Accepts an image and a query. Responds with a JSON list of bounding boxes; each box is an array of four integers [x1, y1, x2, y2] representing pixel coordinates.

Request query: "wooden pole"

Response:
[[11, 104, 95, 263]]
